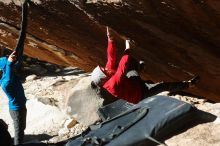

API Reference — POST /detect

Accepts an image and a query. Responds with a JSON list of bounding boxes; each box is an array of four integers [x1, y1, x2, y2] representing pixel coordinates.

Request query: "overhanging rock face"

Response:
[[0, 0, 220, 102]]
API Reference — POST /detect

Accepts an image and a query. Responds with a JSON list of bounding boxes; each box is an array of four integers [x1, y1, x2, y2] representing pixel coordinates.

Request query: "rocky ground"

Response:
[[159, 92, 220, 146], [0, 56, 220, 146], [0, 56, 89, 144]]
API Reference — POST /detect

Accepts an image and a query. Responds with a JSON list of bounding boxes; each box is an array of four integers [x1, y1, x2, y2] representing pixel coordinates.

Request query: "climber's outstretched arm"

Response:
[[14, 0, 29, 62]]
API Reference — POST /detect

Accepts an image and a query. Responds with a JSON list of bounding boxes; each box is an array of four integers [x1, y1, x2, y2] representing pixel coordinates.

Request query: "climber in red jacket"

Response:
[[91, 27, 200, 104], [91, 31, 145, 104], [102, 40, 145, 103]]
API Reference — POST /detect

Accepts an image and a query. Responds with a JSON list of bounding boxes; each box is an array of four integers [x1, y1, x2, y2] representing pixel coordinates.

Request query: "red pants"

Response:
[[104, 40, 117, 76]]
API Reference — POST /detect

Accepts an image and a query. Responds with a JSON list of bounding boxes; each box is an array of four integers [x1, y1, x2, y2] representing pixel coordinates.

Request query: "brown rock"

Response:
[[0, 0, 219, 102], [67, 118, 78, 129]]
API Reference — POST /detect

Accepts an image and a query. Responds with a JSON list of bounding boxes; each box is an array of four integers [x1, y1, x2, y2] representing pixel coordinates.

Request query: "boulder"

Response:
[[64, 76, 103, 126], [0, 0, 219, 101]]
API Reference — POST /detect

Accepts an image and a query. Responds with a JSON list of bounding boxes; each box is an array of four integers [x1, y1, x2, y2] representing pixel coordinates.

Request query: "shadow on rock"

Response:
[[23, 134, 54, 144], [140, 109, 217, 146], [20, 141, 66, 146]]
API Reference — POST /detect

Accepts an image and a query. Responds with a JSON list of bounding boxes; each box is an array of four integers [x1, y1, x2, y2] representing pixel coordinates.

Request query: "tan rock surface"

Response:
[[0, 58, 219, 145]]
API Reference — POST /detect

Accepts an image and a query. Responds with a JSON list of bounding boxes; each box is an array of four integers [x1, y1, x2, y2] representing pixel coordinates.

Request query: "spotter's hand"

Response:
[[8, 51, 17, 62]]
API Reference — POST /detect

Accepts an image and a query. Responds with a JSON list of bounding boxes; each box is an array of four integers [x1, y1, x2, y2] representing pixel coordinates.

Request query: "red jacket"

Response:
[[103, 53, 143, 104]]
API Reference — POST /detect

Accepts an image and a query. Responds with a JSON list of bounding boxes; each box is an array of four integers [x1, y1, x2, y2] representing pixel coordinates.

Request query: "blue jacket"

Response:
[[0, 57, 26, 111]]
